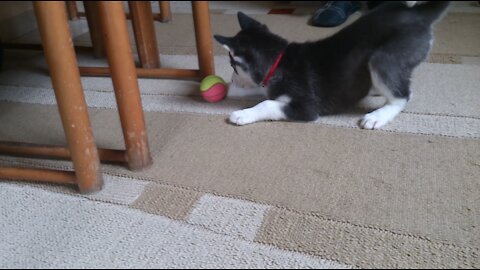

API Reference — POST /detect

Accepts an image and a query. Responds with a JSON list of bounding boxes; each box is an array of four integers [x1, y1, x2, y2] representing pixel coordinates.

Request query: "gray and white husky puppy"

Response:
[[214, 1, 450, 129]]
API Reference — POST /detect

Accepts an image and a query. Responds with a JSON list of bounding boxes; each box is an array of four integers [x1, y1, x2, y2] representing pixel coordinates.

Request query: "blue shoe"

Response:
[[310, 1, 361, 27]]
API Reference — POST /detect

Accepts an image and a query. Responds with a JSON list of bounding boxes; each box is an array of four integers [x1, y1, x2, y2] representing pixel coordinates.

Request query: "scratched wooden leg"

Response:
[[192, 1, 215, 78], [158, 1, 172, 22], [98, 1, 153, 171], [66, 1, 79, 20], [84, 1, 105, 58], [129, 1, 160, 68], [34, 1, 103, 193], [0, 167, 77, 185]]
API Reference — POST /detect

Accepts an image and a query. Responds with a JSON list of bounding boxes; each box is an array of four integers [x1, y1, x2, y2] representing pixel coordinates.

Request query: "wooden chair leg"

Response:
[[84, 1, 105, 58], [158, 1, 172, 22], [0, 167, 76, 185], [0, 142, 126, 164], [32, 1, 103, 193], [66, 1, 79, 20], [76, 1, 213, 81], [129, 1, 161, 68], [98, 1, 153, 171], [192, 1, 215, 78]]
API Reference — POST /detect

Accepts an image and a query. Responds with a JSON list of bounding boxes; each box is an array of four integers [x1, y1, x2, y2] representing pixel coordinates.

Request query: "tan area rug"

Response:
[[1, 2, 479, 268], [1, 102, 479, 268], [1, 103, 479, 248]]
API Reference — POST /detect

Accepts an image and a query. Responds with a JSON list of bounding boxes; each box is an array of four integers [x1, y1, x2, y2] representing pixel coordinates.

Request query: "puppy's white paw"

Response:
[[229, 109, 257, 126], [360, 112, 390, 130]]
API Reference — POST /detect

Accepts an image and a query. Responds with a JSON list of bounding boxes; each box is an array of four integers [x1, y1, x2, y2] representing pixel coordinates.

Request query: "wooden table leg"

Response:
[[33, 1, 103, 193], [129, 1, 161, 68], [192, 1, 215, 78], [84, 1, 105, 58], [98, 1, 153, 171]]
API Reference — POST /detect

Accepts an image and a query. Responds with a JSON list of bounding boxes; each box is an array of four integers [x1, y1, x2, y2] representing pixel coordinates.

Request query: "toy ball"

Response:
[[200, 75, 227, 103]]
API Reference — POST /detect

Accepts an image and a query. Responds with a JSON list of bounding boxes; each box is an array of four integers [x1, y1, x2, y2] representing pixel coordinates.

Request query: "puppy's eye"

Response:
[[238, 63, 248, 72], [228, 52, 239, 74]]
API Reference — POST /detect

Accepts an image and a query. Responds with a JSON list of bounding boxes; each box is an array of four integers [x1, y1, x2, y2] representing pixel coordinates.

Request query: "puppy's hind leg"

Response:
[[360, 62, 411, 130], [359, 30, 430, 130]]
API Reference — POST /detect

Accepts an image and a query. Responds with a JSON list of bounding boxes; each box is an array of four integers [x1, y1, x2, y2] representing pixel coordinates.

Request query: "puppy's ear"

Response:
[[214, 35, 235, 52], [237, 12, 265, 30]]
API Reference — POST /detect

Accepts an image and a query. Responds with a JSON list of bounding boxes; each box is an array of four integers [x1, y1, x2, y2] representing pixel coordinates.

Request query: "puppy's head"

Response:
[[214, 12, 288, 88]]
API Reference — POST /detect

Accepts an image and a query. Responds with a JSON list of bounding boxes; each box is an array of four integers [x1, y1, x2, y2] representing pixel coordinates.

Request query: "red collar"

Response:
[[261, 50, 285, 87]]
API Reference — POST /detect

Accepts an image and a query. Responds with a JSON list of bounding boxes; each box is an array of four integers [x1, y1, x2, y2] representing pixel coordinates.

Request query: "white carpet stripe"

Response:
[[1, 54, 479, 116], [187, 194, 270, 241], [0, 84, 479, 138], [1, 53, 479, 138], [462, 56, 480, 65], [0, 183, 353, 269], [85, 174, 148, 205]]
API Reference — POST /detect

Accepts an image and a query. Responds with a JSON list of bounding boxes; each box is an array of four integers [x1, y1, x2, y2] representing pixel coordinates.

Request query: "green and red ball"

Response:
[[200, 75, 227, 103]]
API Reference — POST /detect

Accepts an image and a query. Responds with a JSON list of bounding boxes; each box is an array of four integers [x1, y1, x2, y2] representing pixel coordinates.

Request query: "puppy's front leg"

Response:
[[229, 99, 288, 126]]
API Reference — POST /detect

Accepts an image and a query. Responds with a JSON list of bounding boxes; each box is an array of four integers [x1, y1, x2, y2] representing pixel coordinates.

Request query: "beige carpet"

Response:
[[1, 1, 480, 269], [1, 104, 479, 268]]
